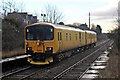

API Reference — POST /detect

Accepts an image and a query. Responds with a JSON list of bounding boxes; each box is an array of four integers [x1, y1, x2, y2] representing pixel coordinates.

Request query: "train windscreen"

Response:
[[26, 25, 54, 40]]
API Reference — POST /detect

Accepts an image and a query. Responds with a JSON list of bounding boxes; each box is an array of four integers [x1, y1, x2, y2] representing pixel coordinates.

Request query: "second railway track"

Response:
[[1, 39, 112, 80], [52, 40, 113, 80]]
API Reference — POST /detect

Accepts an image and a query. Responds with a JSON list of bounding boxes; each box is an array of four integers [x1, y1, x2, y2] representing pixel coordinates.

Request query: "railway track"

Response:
[[1, 39, 112, 80], [52, 40, 113, 80], [2, 62, 54, 80], [1, 65, 36, 80], [1, 65, 33, 79]]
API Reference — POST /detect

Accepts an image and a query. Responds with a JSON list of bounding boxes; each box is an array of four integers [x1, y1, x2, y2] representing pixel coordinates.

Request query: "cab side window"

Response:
[[66, 33, 68, 40], [79, 32, 81, 41], [58, 32, 62, 41], [60, 32, 62, 40], [58, 32, 60, 40], [69, 33, 71, 40]]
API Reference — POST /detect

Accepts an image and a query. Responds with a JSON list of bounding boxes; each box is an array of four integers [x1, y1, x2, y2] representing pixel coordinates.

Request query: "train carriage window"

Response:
[[66, 33, 68, 40], [76, 33, 77, 40], [82, 33, 84, 39], [69, 33, 71, 40], [79, 32, 81, 41], [58, 32, 59, 41], [90, 33, 92, 39], [81, 33, 83, 39], [60, 32, 62, 40], [58, 32, 62, 41]]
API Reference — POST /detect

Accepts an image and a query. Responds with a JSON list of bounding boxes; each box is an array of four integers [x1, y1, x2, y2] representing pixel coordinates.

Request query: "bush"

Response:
[[108, 27, 120, 52], [2, 16, 27, 52]]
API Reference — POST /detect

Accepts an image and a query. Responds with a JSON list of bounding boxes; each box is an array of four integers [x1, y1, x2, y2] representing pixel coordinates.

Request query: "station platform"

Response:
[[0, 54, 30, 63]]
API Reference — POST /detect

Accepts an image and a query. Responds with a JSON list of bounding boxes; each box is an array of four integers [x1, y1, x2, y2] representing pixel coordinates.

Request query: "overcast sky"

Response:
[[0, 0, 119, 33]]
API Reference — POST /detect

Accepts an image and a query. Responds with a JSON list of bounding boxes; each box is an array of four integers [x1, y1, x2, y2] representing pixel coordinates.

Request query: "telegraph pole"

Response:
[[118, 1, 120, 52], [118, 1, 120, 26], [89, 12, 90, 29]]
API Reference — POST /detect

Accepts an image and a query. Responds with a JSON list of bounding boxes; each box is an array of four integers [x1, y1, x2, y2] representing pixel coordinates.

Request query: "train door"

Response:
[[58, 32, 62, 52], [85, 31, 87, 46], [90, 33, 93, 44], [79, 32, 81, 46]]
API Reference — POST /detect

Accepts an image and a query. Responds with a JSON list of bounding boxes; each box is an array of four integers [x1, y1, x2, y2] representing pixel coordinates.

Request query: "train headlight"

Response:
[[26, 42, 29, 46], [27, 47, 32, 50], [46, 47, 53, 52], [28, 47, 30, 50]]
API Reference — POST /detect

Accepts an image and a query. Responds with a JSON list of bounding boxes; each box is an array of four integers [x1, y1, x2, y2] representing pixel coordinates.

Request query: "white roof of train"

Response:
[[84, 30, 96, 34], [54, 24, 85, 32], [27, 22, 96, 34], [27, 22, 85, 32]]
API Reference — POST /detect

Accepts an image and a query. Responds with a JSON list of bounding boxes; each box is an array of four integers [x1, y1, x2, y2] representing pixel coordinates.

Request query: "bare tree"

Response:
[[17, 2, 25, 12], [2, 0, 14, 16], [43, 4, 64, 24], [91, 23, 96, 30], [2, 0, 25, 16]]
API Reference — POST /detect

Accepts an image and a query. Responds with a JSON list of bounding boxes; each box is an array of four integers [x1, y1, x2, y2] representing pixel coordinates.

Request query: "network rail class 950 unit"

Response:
[[24, 22, 97, 65]]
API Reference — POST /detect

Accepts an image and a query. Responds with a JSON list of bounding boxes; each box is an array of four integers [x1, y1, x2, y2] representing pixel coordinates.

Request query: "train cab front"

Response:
[[25, 24, 54, 65]]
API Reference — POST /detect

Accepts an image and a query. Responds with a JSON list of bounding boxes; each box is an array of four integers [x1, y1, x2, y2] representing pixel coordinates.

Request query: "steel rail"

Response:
[[78, 40, 114, 79], [52, 40, 113, 80], [1, 65, 33, 79]]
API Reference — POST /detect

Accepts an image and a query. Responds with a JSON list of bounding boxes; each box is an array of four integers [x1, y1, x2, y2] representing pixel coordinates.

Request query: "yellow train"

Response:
[[24, 22, 97, 65]]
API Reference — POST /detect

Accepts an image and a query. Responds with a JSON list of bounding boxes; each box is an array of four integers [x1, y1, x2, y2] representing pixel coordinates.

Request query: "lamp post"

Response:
[[118, 1, 120, 26], [41, 14, 46, 22], [89, 12, 90, 29]]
